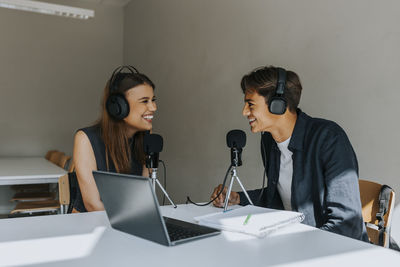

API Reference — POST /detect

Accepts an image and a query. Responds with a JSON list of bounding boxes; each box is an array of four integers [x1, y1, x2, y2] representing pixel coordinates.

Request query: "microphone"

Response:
[[143, 133, 163, 169], [186, 129, 251, 209], [226, 130, 246, 167], [143, 132, 177, 208], [223, 129, 253, 210]]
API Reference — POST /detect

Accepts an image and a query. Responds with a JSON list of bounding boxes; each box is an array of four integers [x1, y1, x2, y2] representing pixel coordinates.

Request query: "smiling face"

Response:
[[242, 90, 280, 133], [123, 83, 156, 135]]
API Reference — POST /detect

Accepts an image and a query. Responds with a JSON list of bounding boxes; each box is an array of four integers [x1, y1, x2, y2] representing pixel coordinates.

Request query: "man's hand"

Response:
[[210, 184, 240, 207]]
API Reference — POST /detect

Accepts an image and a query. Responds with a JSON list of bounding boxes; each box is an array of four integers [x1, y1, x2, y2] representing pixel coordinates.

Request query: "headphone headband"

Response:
[[106, 65, 141, 120], [276, 67, 287, 96], [109, 65, 140, 93]]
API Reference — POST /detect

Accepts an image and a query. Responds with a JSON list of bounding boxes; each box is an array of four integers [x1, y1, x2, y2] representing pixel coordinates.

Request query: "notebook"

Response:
[[194, 205, 304, 238], [92, 171, 220, 246]]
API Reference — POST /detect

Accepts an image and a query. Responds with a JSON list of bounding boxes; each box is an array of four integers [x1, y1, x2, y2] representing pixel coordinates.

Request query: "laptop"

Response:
[[93, 171, 220, 246]]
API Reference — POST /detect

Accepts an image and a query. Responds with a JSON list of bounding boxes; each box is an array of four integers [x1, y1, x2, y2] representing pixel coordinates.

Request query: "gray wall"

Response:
[[124, 0, 400, 204], [0, 0, 124, 157], [1, 0, 399, 210], [0, 0, 124, 212]]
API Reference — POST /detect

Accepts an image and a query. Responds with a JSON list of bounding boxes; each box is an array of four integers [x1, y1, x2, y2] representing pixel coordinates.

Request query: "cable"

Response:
[[257, 132, 268, 205], [186, 164, 233, 206], [159, 160, 167, 206]]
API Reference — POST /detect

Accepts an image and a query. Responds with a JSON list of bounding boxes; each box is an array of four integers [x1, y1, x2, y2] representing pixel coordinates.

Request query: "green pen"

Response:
[[243, 214, 252, 225]]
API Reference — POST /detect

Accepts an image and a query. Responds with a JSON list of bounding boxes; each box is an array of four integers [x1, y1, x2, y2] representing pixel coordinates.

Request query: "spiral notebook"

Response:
[[194, 205, 304, 238]]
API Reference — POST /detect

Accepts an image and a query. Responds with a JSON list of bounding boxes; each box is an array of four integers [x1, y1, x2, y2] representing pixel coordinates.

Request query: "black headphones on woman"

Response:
[[268, 67, 287, 115], [106, 65, 140, 120]]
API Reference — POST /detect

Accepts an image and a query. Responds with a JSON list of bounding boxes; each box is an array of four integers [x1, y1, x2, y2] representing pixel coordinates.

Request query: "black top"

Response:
[[80, 125, 143, 173], [238, 109, 369, 242], [72, 125, 143, 212]]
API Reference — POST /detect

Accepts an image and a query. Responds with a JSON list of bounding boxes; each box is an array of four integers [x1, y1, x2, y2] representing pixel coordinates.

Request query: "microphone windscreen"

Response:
[[226, 129, 246, 148], [143, 133, 163, 153]]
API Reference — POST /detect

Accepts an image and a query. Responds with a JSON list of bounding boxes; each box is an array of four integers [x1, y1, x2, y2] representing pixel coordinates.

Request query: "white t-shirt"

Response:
[[276, 137, 293, 211]]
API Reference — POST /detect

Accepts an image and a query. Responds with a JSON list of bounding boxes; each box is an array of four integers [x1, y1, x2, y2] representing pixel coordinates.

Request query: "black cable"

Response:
[[186, 164, 233, 206], [257, 132, 268, 205], [159, 160, 167, 206]]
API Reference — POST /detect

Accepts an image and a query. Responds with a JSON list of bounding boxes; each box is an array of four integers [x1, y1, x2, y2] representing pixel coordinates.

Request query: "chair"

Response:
[[58, 173, 71, 214], [45, 150, 58, 160], [10, 174, 70, 215], [48, 151, 70, 169], [359, 179, 396, 247]]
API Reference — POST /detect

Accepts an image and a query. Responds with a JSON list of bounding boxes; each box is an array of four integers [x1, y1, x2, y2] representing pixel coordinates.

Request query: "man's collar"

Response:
[[288, 108, 309, 152]]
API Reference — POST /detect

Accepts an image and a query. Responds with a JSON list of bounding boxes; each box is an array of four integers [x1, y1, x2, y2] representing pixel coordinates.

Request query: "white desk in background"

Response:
[[0, 204, 399, 267], [0, 156, 67, 185]]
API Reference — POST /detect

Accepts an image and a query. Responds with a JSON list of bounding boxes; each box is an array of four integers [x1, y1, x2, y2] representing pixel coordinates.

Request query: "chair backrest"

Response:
[[48, 151, 71, 169], [45, 150, 58, 160], [59, 155, 71, 169], [49, 151, 63, 164], [359, 179, 396, 247]]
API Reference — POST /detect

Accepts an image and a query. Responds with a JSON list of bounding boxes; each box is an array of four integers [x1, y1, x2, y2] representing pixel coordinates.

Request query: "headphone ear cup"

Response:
[[268, 96, 287, 115], [106, 94, 130, 120]]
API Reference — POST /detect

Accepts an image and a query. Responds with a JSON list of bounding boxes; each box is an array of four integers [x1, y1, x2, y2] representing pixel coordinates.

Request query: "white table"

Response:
[[0, 157, 67, 185], [0, 204, 399, 266]]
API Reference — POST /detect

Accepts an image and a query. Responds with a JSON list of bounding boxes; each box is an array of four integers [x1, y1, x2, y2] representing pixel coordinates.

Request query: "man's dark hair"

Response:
[[240, 66, 302, 113]]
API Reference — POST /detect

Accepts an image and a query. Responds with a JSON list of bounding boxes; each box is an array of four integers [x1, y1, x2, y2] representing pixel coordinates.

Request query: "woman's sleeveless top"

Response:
[[73, 125, 143, 212]]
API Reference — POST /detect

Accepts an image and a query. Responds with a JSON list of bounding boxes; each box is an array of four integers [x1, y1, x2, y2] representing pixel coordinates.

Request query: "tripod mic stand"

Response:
[[144, 133, 177, 208], [223, 131, 254, 211], [149, 167, 177, 208], [223, 165, 254, 211]]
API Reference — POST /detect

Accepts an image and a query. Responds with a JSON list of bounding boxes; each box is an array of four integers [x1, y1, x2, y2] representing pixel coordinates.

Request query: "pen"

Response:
[[243, 214, 252, 225]]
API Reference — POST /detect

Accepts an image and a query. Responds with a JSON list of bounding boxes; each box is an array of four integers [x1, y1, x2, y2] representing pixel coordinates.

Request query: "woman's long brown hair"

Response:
[[98, 72, 155, 173]]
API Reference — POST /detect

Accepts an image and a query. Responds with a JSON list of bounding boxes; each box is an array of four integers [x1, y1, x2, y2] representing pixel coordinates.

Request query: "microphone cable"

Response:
[[186, 164, 233, 206], [159, 160, 167, 206]]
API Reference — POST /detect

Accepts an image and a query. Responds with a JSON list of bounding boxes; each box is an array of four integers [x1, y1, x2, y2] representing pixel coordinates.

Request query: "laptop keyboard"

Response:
[[165, 222, 206, 242], [164, 217, 218, 242]]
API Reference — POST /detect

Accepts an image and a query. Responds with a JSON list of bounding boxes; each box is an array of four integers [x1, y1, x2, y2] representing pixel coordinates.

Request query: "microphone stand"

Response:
[[147, 155, 177, 208], [223, 148, 253, 211], [150, 168, 177, 208]]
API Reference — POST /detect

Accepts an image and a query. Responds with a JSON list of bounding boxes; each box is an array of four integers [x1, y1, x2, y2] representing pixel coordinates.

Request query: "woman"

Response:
[[72, 65, 156, 212]]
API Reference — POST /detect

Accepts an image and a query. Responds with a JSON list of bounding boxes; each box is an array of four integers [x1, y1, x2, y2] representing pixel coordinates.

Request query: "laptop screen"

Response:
[[92, 171, 170, 245]]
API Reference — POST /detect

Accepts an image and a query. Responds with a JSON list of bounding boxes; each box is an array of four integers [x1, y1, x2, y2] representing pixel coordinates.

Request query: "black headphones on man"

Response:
[[106, 65, 140, 120], [256, 67, 288, 203], [268, 67, 287, 115]]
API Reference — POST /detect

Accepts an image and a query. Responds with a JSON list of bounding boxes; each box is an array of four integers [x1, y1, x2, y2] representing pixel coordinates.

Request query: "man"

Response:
[[211, 66, 368, 241]]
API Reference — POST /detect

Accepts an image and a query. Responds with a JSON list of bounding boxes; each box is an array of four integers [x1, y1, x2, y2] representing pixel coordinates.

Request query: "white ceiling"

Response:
[[79, 0, 131, 7]]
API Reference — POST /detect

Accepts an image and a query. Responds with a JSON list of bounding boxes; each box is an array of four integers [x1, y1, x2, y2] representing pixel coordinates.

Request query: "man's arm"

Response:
[[319, 128, 365, 240]]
